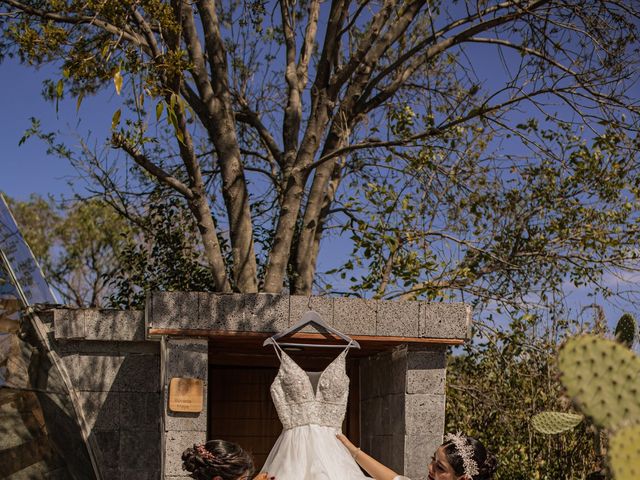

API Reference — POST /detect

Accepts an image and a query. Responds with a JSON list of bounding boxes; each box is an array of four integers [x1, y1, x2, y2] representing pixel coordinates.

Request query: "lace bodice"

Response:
[[270, 344, 351, 430]]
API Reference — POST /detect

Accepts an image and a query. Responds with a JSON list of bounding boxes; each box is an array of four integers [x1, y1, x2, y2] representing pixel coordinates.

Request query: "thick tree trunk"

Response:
[[292, 129, 347, 294], [188, 0, 259, 292], [263, 100, 334, 293], [216, 121, 259, 292], [188, 194, 232, 292]]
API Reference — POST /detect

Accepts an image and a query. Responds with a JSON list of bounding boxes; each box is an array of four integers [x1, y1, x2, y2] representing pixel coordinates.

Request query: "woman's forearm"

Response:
[[352, 449, 401, 480], [336, 434, 400, 480]]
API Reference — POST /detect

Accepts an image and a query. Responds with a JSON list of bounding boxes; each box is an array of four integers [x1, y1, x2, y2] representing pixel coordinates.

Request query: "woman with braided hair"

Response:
[[182, 439, 276, 480], [337, 432, 497, 480]]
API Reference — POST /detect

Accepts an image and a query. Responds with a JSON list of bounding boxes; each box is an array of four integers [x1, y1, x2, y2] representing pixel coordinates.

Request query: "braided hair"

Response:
[[442, 435, 498, 480], [182, 439, 254, 480]]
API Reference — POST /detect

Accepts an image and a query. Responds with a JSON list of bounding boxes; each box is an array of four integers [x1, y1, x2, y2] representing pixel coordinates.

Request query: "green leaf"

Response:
[[56, 79, 64, 98], [76, 92, 84, 113], [167, 107, 177, 130], [111, 109, 122, 130], [114, 69, 123, 95], [155, 101, 164, 122], [176, 128, 185, 145]]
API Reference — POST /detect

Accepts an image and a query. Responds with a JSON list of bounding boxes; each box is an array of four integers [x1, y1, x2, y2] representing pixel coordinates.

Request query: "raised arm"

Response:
[[336, 434, 407, 480]]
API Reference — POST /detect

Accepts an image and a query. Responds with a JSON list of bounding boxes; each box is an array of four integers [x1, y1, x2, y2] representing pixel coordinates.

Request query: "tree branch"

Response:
[[111, 134, 194, 199], [309, 86, 557, 172], [235, 107, 283, 164], [3, 0, 148, 48]]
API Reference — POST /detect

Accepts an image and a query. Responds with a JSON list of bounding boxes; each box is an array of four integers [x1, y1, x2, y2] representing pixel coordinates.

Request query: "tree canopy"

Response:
[[2, 0, 639, 312], [7, 195, 132, 306]]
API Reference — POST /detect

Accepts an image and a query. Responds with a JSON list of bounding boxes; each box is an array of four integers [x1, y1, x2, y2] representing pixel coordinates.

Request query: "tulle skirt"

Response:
[[260, 424, 372, 480]]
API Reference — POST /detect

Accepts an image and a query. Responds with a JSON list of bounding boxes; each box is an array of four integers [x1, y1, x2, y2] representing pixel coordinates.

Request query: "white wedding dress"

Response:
[[260, 342, 371, 479]]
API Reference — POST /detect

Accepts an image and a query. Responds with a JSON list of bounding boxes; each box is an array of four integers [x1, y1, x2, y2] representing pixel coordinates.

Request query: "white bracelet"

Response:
[[352, 447, 361, 460]]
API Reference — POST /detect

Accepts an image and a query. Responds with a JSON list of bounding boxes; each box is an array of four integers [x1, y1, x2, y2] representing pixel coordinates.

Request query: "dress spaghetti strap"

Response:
[[271, 341, 284, 361]]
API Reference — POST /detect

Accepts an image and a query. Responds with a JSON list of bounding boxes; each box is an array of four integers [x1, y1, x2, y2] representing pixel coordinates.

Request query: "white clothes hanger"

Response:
[[263, 310, 361, 349]]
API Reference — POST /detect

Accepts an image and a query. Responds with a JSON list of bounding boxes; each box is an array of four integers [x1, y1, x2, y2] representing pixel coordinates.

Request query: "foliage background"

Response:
[[446, 314, 604, 479]]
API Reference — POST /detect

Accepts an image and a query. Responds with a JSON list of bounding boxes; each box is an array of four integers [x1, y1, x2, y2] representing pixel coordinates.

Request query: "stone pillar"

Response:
[[360, 345, 446, 480], [162, 338, 209, 479]]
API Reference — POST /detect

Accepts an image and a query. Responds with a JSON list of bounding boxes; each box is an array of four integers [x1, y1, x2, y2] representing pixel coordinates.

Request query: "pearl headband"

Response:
[[444, 432, 479, 478]]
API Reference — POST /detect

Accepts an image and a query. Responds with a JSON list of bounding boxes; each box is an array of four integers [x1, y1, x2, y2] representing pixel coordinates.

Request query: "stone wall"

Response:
[[149, 292, 471, 339], [162, 338, 208, 479], [360, 346, 446, 480], [52, 309, 161, 480]]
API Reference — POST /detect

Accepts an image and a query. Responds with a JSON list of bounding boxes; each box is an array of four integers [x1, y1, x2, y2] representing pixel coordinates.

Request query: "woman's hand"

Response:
[[252, 473, 275, 480], [336, 433, 360, 458]]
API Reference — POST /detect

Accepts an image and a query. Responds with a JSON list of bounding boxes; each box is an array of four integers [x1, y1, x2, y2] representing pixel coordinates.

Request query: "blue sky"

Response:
[[1, 60, 115, 201]]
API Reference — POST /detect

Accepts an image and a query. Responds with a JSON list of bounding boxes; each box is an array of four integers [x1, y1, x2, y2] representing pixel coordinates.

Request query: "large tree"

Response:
[[1, 0, 639, 310]]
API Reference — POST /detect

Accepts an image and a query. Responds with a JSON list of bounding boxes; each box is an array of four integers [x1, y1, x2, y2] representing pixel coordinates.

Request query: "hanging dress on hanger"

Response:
[[260, 341, 371, 479]]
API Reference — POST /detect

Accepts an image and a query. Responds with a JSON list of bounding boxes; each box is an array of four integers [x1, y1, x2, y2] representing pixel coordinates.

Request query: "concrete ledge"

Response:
[[53, 309, 145, 341], [148, 293, 472, 341]]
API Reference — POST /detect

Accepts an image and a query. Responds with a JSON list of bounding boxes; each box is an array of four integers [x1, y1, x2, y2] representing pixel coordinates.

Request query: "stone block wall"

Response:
[[149, 293, 471, 340], [52, 309, 162, 480], [162, 338, 208, 479], [360, 345, 447, 480]]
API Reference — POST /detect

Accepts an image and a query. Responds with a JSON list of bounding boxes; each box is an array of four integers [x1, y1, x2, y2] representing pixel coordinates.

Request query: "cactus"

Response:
[[557, 335, 640, 431], [614, 313, 638, 348], [609, 424, 640, 480], [532, 333, 640, 478], [531, 411, 584, 434]]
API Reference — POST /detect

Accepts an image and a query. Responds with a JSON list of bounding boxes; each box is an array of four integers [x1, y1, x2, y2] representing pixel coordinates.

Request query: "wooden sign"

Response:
[[168, 377, 203, 413]]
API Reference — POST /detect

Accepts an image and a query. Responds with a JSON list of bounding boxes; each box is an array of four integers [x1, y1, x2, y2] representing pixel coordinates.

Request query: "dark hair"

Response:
[[443, 435, 498, 480], [182, 439, 254, 480]]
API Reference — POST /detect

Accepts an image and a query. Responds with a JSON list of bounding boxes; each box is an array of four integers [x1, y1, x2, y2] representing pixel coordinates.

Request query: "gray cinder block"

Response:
[[114, 354, 160, 393], [71, 353, 125, 392], [377, 300, 420, 337], [165, 338, 208, 380], [244, 293, 289, 332], [199, 292, 245, 331], [120, 392, 161, 430], [419, 302, 471, 339], [333, 297, 376, 336], [404, 393, 446, 436], [382, 393, 405, 436], [404, 433, 443, 480], [119, 429, 161, 470], [150, 292, 199, 329], [406, 349, 447, 395], [92, 430, 120, 470], [53, 309, 86, 339], [85, 310, 145, 341], [77, 391, 120, 431]]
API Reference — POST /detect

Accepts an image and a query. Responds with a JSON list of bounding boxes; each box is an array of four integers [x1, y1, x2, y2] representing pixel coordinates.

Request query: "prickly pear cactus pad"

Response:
[[615, 313, 638, 348], [609, 423, 640, 480], [557, 335, 640, 430], [531, 411, 584, 434]]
